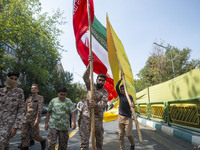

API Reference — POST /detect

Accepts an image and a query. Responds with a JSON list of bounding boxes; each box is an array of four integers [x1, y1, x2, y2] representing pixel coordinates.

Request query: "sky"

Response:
[[40, 0, 200, 83]]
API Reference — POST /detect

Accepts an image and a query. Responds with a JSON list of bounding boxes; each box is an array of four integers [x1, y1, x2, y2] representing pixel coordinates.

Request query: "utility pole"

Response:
[[154, 42, 176, 78]]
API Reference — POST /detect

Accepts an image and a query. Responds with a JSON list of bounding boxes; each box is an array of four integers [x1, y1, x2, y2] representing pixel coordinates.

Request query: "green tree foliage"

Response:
[[45, 70, 87, 104], [68, 83, 87, 104], [135, 44, 200, 92], [40, 70, 73, 104], [51, 70, 73, 92], [0, 44, 15, 86], [0, 0, 77, 103], [0, 0, 19, 85], [1, 0, 64, 86]]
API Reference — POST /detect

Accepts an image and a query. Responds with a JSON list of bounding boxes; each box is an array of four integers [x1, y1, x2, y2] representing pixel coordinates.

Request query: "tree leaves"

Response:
[[135, 44, 200, 92], [0, 0, 86, 103]]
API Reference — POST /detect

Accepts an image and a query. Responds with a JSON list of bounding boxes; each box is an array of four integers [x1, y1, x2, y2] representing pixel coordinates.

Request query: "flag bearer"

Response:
[[79, 64, 109, 150], [116, 76, 135, 150]]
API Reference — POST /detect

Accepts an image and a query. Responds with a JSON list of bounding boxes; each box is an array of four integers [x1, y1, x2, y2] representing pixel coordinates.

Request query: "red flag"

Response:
[[73, 0, 94, 46], [73, 0, 118, 101]]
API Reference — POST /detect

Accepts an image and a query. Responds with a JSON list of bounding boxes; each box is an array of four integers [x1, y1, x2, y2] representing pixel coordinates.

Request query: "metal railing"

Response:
[[136, 97, 200, 132]]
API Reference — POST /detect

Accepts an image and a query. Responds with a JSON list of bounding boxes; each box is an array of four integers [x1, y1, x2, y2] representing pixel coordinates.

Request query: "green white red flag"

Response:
[[73, 0, 118, 101]]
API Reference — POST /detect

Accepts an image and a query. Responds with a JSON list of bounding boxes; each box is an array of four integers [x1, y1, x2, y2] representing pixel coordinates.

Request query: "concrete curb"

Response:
[[137, 117, 200, 146]]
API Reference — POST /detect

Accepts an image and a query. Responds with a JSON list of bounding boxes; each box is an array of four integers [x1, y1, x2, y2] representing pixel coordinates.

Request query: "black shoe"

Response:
[[130, 145, 135, 150], [29, 140, 35, 146], [21, 147, 29, 150], [17, 143, 22, 149], [40, 139, 46, 150]]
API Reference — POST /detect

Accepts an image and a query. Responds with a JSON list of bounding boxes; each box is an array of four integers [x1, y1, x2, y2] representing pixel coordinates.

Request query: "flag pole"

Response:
[[118, 60, 143, 143], [87, 0, 95, 149]]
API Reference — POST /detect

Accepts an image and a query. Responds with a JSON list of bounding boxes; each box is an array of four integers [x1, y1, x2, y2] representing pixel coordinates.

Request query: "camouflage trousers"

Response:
[[0, 141, 9, 150], [21, 122, 43, 147], [0, 124, 13, 150], [47, 128, 69, 150], [118, 115, 134, 150], [79, 116, 104, 150], [77, 111, 82, 127]]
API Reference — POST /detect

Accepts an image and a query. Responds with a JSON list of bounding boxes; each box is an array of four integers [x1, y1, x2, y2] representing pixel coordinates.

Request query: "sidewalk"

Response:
[[137, 117, 200, 146]]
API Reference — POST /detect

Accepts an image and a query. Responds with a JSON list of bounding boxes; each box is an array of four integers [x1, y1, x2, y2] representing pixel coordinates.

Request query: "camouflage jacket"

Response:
[[0, 87, 25, 142], [83, 67, 109, 119], [23, 94, 44, 123]]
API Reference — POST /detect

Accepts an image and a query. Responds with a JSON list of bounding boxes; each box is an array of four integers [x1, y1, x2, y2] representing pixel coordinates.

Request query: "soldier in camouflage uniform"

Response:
[[80, 64, 109, 150], [20, 84, 46, 150], [0, 71, 25, 150], [76, 97, 85, 127], [45, 86, 76, 150]]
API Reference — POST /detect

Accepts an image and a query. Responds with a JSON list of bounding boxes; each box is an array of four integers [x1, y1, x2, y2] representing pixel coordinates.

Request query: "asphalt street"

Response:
[[9, 115, 196, 150]]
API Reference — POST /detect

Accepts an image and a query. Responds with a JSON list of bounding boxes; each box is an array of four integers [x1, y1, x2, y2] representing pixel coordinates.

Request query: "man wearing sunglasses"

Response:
[[79, 63, 109, 150]]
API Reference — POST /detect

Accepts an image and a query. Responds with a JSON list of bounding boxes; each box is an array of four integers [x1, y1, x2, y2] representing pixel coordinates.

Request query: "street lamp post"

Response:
[[153, 42, 176, 78]]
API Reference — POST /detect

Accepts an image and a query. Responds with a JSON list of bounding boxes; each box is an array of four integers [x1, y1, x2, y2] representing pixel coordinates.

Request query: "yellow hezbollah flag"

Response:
[[103, 97, 119, 122], [106, 14, 136, 101], [103, 14, 136, 122]]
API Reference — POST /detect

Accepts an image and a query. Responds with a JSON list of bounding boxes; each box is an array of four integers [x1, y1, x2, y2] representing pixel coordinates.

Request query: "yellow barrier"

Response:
[[170, 104, 200, 126], [139, 105, 147, 116], [135, 106, 137, 113], [150, 104, 164, 120]]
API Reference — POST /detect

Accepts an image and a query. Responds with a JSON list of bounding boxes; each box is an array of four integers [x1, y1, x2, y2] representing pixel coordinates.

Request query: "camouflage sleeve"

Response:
[[97, 90, 109, 109], [25, 98, 28, 114], [13, 89, 25, 129], [83, 65, 90, 90], [36, 96, 44, 122]]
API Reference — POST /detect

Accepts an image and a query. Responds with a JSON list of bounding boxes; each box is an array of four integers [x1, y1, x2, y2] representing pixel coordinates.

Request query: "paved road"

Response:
[[10, 115, 196, 150]]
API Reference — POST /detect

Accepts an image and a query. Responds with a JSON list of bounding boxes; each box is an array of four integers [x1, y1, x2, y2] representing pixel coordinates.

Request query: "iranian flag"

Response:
[[73, 0, 118, 101]]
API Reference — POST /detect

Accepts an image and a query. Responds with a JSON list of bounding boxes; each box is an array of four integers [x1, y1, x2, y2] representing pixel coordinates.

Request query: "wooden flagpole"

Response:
[[118, 60, 143, 143], [87, 0, 95, 149]]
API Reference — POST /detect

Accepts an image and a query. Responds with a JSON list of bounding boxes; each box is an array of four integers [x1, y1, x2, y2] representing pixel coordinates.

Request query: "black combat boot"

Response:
[[21, 147, 29, 150], [130, 145, 135, 150], [17, 143, 22, 149], [29, 140, 35, 146], [40, 139, 46, 150]]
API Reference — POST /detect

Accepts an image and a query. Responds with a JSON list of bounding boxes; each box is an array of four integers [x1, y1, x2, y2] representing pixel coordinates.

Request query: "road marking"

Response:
[[55, 127, 79, 150], [69, 127, 79, 139]]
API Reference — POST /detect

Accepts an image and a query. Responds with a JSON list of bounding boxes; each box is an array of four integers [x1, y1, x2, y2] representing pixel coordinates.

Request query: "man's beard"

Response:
[[97, 83, 103, 89]]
